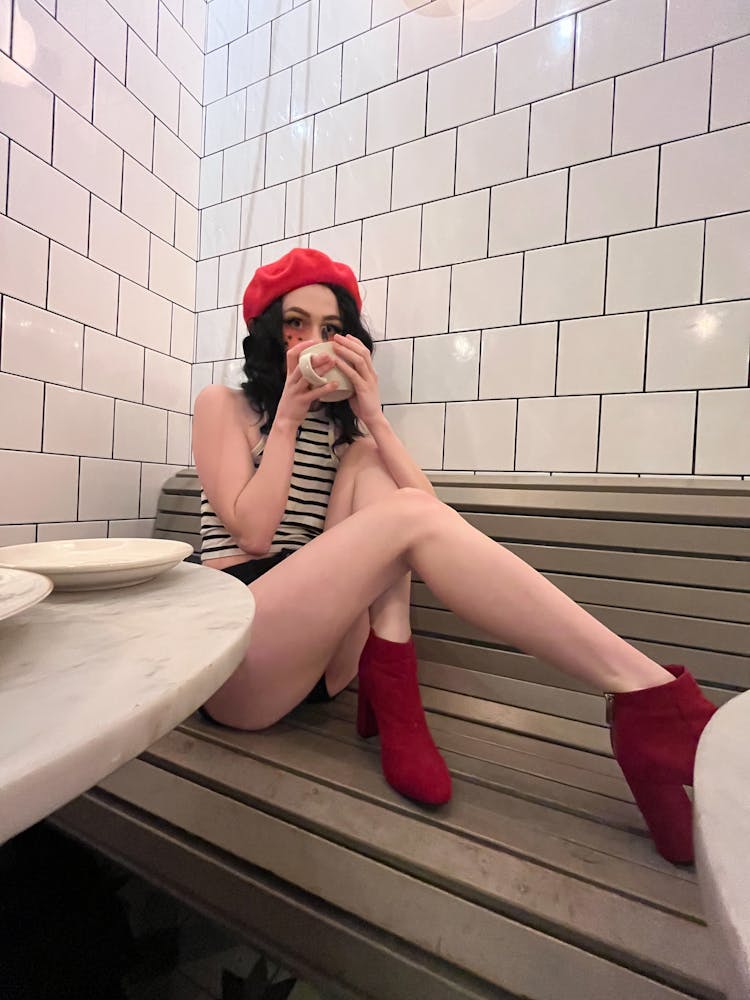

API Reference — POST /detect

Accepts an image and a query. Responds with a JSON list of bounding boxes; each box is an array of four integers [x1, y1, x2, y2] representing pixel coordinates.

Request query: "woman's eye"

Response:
[[284, 317, 302, 327]]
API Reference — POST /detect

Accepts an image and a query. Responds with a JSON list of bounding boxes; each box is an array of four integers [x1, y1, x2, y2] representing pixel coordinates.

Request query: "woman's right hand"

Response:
[[274, 339, 341, 429]]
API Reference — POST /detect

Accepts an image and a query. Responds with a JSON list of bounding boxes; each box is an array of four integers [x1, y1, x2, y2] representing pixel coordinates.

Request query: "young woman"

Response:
[[192, 247, 716, 865]]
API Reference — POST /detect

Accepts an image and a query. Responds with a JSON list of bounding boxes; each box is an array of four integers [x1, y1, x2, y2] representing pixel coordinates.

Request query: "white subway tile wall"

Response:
[[2, 0, 749, 544]]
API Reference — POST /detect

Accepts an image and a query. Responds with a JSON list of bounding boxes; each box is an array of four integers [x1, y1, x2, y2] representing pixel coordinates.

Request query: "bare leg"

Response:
[[205, 486, 671, 730]]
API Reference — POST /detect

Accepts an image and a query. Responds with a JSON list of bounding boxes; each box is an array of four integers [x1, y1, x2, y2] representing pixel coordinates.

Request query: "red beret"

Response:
[[242, 247, 362, 325]]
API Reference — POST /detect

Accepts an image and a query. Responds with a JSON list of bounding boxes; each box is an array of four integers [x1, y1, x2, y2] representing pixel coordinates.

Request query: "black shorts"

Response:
[[198, 548, 335, 725]]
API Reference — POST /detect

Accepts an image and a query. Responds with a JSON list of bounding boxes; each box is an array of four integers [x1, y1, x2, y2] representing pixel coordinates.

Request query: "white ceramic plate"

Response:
[[0, 538, 194, 592], [0, 567, 53, 622]]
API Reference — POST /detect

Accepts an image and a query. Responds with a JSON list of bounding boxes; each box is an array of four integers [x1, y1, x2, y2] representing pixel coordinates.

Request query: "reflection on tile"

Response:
[[313, 97, 366, 171], [245, 70, 291, 138], [291, 46, 341, 121], [480, 323, 557, 399], [695, 389, 750, 474], [599, 392, 695, 473], [574, 0, 665, 88], [557, 313, 646, 395], [412, 331, 480, 402], [266, 116, 314, 185], [343, 19, 398, 101], [516, 395, 599, 471], [2, 297, 83, 388], [703, 211, 750, 303], [444, 399, 516, 470], [398, 0, 462, 79]]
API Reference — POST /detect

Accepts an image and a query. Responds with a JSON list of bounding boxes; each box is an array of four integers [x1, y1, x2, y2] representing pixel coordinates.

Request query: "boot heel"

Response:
[[626, 778, 694, 865], [357, 687, 378, 739]]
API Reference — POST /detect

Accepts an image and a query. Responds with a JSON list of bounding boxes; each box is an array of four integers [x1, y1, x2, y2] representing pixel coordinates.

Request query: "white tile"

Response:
[[462, 0, 534, 55], [449, 255, 523, 331], [83, 327, 144, 402], [0, 373, 43, 450], [228, 23, 271, 91], [342, 19, 398, 101], [335, 152, 391, 224], [108, 0, 158, 48], [557, 313, 646, 394], [372, 0, 430, 24], [218, 247, 262, 307], [695, 388, 750, 475], [127, 32, 180, 132], [171, 305, 196, 362], [658, 125, 750, 226], [199, 151, 223, 208], [646, 302, 750, 391], [568, 148, 657, 241], [246, 71, 292, 138], [43, 385, 114, 457], [122, 155, 176, 243], [150, 237, 195, 311], [204, 45, 228, 103], [427, 47, 495, 133], [456, 106, 528, 193], [517, 395, 600, 471], [118, 279, 172, 353], [421, 191, 489, 269], [444, 399, 516, 470], [291, 45, 341, 120], [0, 215, 48, 307], [536, 0, 602, 23], [13, 0, 94, 118], [195, 254, 219, 309], [222, 136, 265, 200], [613, 50, 710, 154], [175, 198, 199, 259], [94, 65, 154, 169], [1, 297, 83, 387], [154, 124, 200, 206], [265, 116, 314, 185], [480, 323, 557, 398], [286, 168, 336, 235], [8, 145, 89, 254], [205, 90, 247, 155], [0, 526, 37, 545], [711, 35, 750, 131], [599, 392, 695, 473], [139, 462, 176, 516], [158, 8, 203, 99], [0, 52, 53, 161], [398, 0, 462, 78], [37, 521, 109, 542], [319, 0, 370, 49], [0, 451, 78, 524], [704, 212, 750, 303], [523, 239, 606, 322], [392, 131, 455, 211], [144, 350, 192, 411], [89, 198, 150, 285], [0, 2, 11, 53], [497, 16, 574, 111], [308, 221, 361, 276], [57, 0, 127, 82], [191, 363, 213, 411], [250, 0, 294, 29], [361, 207, 422, 279], [360, 277, 387, 338], [366, 74, 427, 155], [53, 102, 123, 209], [207, 0, 248, 49], [167, 410, 192, 465], [489, 170, 567, 254], [183, 0, 207, 47], [529, 79, 612, 174], [262, 233, 309, 263], [574, 0, 665, 88], [196, 307, 239, 361], [413, 331, 480, 402], [213, 357, 246, 388], [373, 337, 413, 404], [79, 457, 141, 520], [114, 400, 168, 461], [179, 87, 203, 156], [0, 136, 6, 213], [313, 97, 367, 171], [381, 402, 444, 468], [606, 221, 703, 313], [386, 267, 451, 339], [240, 185, 286, 247], [665, 0, 750, 58], [270, 1, 318, 73], [49, 245, 119, 333]]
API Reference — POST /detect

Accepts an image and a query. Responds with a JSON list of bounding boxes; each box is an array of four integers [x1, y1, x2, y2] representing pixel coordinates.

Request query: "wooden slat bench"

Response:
[[51, 472, 750, 1000]]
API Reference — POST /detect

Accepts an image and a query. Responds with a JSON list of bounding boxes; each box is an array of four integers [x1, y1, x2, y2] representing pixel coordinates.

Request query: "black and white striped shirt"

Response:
[[200, 410, 341, 562]]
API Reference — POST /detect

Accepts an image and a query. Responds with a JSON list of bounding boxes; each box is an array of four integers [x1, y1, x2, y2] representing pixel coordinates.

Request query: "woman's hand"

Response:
[[331, 334, 383, 426], [275, 339, 341, 429]]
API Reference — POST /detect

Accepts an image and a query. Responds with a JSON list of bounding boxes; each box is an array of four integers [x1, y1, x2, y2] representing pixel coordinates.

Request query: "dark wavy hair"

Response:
[[240, 283, 375, 453]]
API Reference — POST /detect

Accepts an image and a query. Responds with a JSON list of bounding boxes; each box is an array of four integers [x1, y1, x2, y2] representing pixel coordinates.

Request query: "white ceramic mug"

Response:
[[298, 341, 354, 402]]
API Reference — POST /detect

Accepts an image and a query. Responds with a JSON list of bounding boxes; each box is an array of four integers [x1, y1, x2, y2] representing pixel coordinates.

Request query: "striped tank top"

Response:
[[200, 409, 341, 562]]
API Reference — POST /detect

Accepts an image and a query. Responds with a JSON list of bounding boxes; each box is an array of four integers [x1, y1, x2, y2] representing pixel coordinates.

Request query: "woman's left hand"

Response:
[[331, 334, 383, 425]]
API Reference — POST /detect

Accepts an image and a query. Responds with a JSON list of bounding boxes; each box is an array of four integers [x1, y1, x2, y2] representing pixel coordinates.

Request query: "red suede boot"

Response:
[[357, 629, 452, 805], [609, 665, 717, 864]]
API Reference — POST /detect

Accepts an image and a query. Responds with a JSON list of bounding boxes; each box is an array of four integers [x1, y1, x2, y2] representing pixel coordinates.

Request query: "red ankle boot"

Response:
[[357, 629, 452, 805], [609, 665, 717, 864]]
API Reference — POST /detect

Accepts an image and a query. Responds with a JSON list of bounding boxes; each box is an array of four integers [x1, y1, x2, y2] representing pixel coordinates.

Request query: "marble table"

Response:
[[0, 562, 255, 844], [694, 689, 750, 1000]]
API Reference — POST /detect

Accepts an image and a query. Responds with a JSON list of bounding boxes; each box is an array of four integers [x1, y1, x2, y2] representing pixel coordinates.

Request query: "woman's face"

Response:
[[280, 284, 343, 351]]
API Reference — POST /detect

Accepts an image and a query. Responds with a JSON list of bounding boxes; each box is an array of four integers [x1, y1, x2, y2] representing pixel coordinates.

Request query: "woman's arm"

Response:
[[362, 413, 437, 497]]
